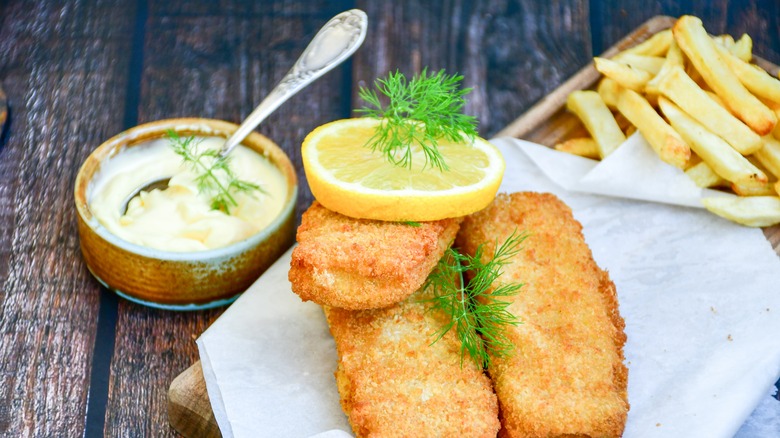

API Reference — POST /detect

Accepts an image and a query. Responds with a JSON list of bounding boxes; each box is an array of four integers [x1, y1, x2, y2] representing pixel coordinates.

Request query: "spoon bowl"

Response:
[[120, 177, 170, 214]]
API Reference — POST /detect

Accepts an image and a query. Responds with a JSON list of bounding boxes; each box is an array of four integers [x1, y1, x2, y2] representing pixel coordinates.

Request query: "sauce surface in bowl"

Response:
[[89, 136, 288, 251]]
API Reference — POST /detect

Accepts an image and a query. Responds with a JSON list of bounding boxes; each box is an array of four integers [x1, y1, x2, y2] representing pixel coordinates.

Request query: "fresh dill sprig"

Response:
[[356, 68, 478, 171], [166, 130, 265, 214], [425, 230, 526, 368]]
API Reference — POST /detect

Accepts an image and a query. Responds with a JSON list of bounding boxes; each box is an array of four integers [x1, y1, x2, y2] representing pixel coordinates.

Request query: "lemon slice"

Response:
[[301, 118, 505, 221]]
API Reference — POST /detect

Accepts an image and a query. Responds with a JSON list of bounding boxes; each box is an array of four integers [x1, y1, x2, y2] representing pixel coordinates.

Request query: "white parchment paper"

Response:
[[197, 136, 780, 437]]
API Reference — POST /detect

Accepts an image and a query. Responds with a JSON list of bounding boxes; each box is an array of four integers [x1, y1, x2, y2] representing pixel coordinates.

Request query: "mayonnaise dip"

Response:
[[89, 136, 288, 252]]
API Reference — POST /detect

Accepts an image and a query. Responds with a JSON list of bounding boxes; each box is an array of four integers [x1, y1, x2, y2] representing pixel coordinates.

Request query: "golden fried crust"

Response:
[[456, 192, 629, 438], [324, 287, 500, 438], [289, 201, 462, 310]]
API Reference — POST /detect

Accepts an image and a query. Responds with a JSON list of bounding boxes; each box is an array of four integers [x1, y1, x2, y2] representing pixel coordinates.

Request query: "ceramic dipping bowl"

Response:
[[74, 118, 297, 310]]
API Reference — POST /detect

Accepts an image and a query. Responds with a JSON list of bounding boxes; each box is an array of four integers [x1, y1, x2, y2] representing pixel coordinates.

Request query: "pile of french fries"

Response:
[[559, 15, 780, 227]]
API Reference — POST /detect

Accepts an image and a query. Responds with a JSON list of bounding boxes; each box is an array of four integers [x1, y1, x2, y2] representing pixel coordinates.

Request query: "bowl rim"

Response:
[[74, 117, 298, 262]]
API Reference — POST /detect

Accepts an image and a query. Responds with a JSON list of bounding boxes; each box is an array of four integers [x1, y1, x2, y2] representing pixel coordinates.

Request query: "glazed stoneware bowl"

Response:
[[74, 118, 297, 310]]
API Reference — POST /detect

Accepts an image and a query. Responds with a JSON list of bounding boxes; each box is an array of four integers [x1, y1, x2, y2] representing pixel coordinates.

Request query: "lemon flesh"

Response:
[[301, 118, 505, 221]]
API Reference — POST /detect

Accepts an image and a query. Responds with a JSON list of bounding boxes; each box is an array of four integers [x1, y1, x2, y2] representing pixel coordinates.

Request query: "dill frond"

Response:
[[166, 130, 265, 214], [356, 68, 478, 171], [425, 230, 527, 368]]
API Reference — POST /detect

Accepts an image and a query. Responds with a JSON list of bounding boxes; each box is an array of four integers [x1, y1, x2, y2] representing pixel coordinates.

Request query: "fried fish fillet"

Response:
[[456, 192, 629, 437], [289, 201, 462, 310], [324, 285, 500, 438]]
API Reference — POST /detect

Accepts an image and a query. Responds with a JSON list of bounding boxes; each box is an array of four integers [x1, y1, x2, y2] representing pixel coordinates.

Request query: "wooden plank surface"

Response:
[[590, 0, 780, 62], [0, 0, 778, 437], [103, 2, 349, 436], [353, 0, 592, 139], [0, 1, 136, 436]]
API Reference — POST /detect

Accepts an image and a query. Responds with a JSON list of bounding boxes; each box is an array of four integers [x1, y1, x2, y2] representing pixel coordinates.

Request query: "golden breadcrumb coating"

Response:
[[324, 285, 500, 438], [289, 201, 462, 310], [456, 192, 629, 438]]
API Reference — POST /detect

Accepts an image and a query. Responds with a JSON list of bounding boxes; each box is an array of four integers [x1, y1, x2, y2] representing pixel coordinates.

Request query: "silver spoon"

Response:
[[121, 9, 368, 214]]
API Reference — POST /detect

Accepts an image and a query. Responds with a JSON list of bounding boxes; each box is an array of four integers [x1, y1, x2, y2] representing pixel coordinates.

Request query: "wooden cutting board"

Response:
[[168, 361, 221, 438], [167, 15, 780, 437]]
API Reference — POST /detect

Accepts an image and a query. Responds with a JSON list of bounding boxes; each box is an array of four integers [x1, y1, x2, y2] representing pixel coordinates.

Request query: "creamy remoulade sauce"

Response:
[[89, 136, 287, 252]]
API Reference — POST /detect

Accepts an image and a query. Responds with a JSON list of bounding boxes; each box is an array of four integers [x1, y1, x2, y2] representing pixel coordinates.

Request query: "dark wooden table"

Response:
[[1, 0, 778, 436]]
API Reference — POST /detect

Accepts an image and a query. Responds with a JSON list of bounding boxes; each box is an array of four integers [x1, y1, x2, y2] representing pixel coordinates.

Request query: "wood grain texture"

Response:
[[0, 1, 778, 436], [496, 16, 676, 140], [168, 361, 219, 438], [0, 1, 135, 436], [106, 306, 220, 437], [353, 0, 592, 138], [104, 2, 350, 437], [592, 0, 780, 65], [138, 1, 352, 219]]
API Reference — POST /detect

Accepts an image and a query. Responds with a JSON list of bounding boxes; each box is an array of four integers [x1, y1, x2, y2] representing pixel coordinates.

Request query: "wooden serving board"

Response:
[[167, 15, 780, 437]]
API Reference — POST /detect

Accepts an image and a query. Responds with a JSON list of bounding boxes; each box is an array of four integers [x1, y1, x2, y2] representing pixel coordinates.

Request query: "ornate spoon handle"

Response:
[[220, 9, 368, 158]]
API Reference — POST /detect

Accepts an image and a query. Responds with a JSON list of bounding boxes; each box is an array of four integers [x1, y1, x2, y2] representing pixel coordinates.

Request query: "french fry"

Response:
[[714, 33, 753, 62], [594, 57, 653, 91], [747, 154, 778, 182], [753, 136, 780, 178], [712, 34, 735, 48], [715, 44, 780, 103], [657, 66, 763, 154], [563, 16, 780, 227], [729, 34, 753, 62], [684, 59, 705, 88], [614, 29, 673, 58], [616, 88, 690, 168], [659, 98, 767, 187], [764, 99, 780, 111], [702, 196, 780, 227], [665, 39, 685, 65], [705, 90, 726, 108], [596, 77, 620, 108], [769, 102, 780, 138], [673, 15, 776, 135], [566, 90, 626, 158], [616, 54, 665, 75], [686, 153, 702, 169], [645, 40, 683, 95], [732, 181, 777, 196], [685, 161, 728, 188], [554, 138, 600, 159], [775, 118, 780, 140], [613, 111, 632, 132]]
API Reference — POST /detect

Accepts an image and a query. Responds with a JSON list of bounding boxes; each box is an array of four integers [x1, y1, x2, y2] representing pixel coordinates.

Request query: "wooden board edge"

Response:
[[496, 15, 779, 140], [168, 361, 221, 438]]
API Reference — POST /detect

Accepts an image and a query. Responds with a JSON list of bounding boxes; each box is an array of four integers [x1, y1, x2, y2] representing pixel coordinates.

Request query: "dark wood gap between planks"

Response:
[[83, 0, 150, 435]]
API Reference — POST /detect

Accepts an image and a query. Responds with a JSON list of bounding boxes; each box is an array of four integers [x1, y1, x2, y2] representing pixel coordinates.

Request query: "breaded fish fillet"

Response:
[[456, 192, 628, 437], [289, 201, 462, 310], [324, 285, 500, 438]]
